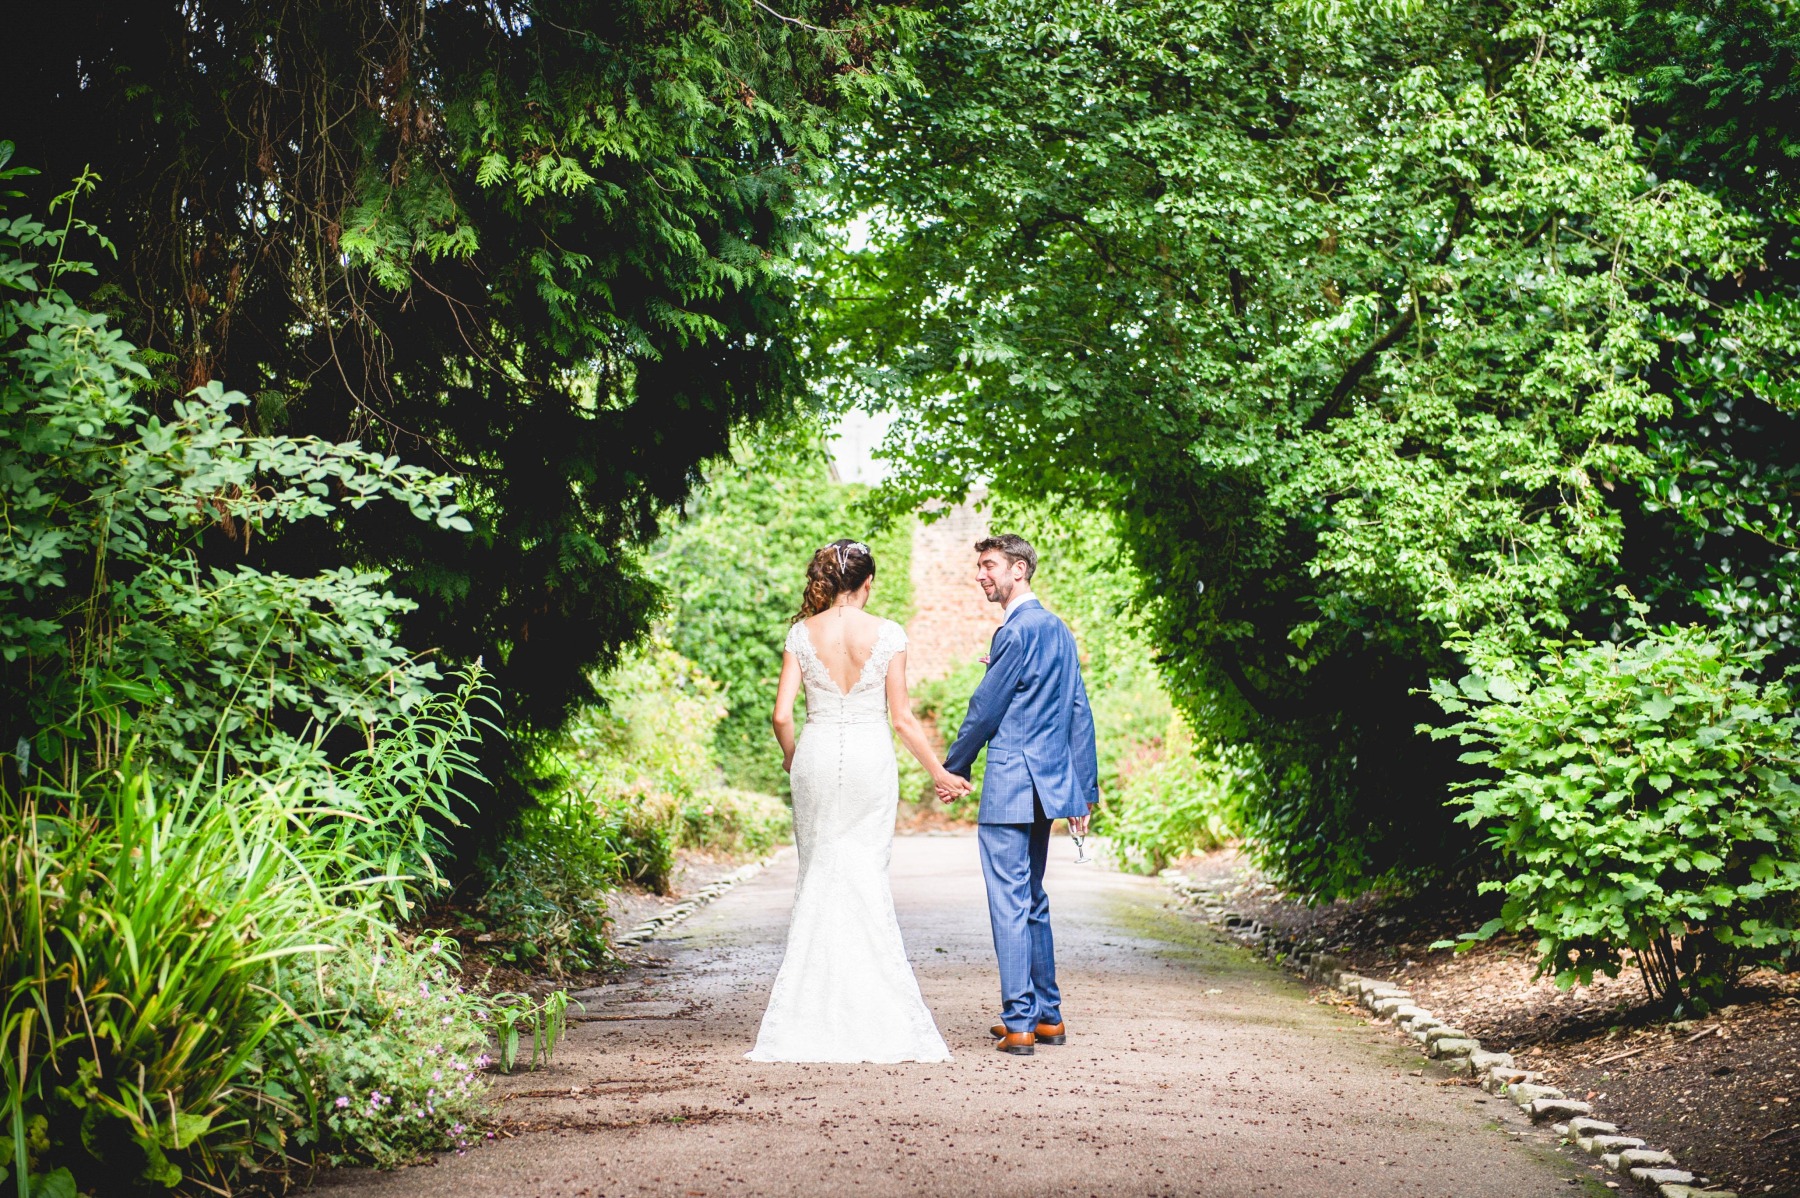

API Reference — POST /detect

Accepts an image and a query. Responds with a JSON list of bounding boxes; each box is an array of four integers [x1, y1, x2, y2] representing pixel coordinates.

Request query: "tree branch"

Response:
[[1216, 640, 1316, 722], [1304, 191, 1470, 433]]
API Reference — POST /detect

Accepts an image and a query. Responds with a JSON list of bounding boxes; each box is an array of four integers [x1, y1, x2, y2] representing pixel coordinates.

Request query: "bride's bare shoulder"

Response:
[[803, 608, 884, 629]]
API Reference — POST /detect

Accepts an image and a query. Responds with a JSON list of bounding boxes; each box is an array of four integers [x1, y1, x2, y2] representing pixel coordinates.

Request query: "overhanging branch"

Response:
[[1304, 192, 1470, 433]]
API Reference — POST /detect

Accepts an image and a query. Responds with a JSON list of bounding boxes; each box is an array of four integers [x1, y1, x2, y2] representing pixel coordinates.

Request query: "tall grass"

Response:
[[1, 766, 375, 1191], [0, 666, 503, 1195]]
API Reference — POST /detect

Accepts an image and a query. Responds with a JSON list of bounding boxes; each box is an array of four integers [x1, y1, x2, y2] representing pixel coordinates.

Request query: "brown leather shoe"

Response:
[[996, 1029, 1035, 1056], [991, 1021, 1065, 1044]]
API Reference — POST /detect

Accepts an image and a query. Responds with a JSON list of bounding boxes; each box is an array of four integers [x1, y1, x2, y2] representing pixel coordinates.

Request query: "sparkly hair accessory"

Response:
[[834, 540, 871, 571]]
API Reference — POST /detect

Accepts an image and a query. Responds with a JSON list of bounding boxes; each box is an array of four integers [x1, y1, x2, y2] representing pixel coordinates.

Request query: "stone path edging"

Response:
[[613, 855, 778, 948], [1161, 870, 1738, 1198]]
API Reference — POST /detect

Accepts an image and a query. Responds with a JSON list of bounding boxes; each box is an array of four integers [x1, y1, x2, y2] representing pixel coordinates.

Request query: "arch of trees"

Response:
[[3, 0, 1797, 1188]]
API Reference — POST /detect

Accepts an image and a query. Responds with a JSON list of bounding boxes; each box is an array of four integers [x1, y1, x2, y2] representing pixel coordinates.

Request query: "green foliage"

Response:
[[569, 643, 796, 864], [3, 769, 407, 1191], [0, 145, 572, 1192], [289, 935, 489, 1168], [469, 790, 625, 973], [1606, 0, 1800, 215], [675, 788, 793, 859], [320, 667, 501, 920], [820, 0, 1775, 897], [2, 770, 358, 1192], [648, 427, 913, 793], [0, 670, 516, 1193], [1600, 0, 1800, 668], [0, 3, 922, 842], [0, 168, 466, 786], [1105, 716, 1250, 874], [1428, 601, 1800, 1012], [559, 640, 734, 813], [480, 990, 573, 1075], [602, 797, 681, 897]]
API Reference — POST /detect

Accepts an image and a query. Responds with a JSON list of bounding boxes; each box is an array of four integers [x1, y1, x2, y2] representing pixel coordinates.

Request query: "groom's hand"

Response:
[[1069, 806, 1095, 836]]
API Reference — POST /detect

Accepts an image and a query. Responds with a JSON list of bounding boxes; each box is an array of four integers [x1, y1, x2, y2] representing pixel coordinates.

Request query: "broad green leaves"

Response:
[[1, 200, 466, 777], [1429, 605, 1800, 1009]]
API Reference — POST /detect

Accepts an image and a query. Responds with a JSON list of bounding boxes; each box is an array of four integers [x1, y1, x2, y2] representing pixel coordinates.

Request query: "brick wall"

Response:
[[905, 492, 1003, 685]]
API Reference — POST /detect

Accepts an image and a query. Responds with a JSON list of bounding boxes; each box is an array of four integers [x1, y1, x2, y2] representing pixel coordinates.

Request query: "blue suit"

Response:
[[943, 598, 1100, 1032]]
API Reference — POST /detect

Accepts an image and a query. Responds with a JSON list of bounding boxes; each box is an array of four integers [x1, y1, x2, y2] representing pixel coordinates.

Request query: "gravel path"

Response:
[[309, 834, 1594, 1198]]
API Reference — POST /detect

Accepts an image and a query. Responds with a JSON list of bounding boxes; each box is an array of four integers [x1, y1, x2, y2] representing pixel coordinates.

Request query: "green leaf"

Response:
[[33, 1169, 78, 1198]]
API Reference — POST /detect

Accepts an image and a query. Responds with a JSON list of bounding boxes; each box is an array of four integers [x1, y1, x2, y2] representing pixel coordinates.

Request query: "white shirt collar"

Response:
[[1002, 590, 1038, 622]]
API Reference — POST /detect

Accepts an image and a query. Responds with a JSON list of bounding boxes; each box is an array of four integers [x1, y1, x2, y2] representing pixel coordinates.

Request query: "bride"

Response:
[[746, 539, 966, 1063]]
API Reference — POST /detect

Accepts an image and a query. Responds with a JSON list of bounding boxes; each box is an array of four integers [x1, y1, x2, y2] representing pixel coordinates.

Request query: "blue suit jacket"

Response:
[[943, 598, 1100, 824]]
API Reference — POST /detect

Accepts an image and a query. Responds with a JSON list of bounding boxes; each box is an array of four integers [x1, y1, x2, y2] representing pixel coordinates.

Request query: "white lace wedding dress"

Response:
[[746, 619, 952, 1063]]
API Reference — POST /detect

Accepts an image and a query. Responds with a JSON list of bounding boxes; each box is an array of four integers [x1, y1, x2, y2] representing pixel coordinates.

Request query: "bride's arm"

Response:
[[772, 651, 801, 772], [885, 652, 965, 792]]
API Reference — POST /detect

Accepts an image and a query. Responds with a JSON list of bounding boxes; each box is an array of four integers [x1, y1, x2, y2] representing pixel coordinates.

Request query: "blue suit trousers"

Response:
[[978, 796, 1061, 1032]]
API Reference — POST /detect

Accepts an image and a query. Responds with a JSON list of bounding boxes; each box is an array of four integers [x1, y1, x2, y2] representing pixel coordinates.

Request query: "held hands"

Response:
[[934, 768, 974, 803]]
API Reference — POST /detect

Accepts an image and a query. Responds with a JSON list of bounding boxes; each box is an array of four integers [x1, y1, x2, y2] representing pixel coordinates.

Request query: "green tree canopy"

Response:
[[819, 0, 1793, 896], [1, 0, 914, 835]]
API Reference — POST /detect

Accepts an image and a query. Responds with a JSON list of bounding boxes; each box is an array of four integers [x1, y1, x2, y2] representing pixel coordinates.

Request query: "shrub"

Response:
[[1102, 716, 1247, 873], [0, 154, 469, 790], [672, 787, 791, 858], [282, 935, 489, 1169], [0, 672, 523, 1193], [599, 794, 680, 894], [559, 640, 730, 810], [470, 791, 624, 972], [0, 767, 377, 1193], [1429, 603, 1800, 1012]]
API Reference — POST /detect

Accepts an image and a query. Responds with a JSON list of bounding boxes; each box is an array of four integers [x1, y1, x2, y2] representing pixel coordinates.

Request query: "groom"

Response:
[[940, 534, 1100, 1057]]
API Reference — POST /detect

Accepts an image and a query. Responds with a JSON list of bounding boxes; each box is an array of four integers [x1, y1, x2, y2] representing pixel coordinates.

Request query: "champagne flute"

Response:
[[1069, 823, 1093, 865]]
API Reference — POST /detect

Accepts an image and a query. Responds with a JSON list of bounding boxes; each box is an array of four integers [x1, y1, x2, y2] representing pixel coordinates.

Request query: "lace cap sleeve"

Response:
[[784, 622, 809, 656], [870, 620, 908, 673], [883, 620, 909, 653]]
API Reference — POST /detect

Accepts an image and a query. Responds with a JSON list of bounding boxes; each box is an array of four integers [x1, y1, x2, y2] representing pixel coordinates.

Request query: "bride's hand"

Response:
[[782, 752, 794, 774]]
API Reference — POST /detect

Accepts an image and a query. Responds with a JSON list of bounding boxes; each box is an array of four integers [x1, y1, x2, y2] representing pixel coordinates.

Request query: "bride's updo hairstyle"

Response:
[[793, 539, 876, 622]]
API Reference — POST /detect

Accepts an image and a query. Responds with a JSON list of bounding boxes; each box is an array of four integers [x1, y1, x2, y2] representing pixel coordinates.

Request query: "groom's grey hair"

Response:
[[974, 534, 1037, 581]]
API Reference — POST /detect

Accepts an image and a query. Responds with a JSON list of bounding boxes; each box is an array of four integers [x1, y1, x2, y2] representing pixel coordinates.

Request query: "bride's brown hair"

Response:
[[792, 540, 876, 623]]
